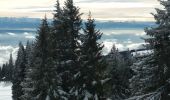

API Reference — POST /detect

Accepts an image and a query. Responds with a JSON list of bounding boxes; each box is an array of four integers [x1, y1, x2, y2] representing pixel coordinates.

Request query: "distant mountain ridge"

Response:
[[0, 17, 155, 29]]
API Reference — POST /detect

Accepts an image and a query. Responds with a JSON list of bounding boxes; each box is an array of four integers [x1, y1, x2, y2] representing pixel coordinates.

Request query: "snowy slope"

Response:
[[0, 82, 12, 100]]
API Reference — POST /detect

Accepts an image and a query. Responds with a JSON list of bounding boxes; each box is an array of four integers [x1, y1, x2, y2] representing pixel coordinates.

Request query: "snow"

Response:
[[0, 82, 12, 100], [83, 90, 92, 100], [101, 78, 111, 85], [94, 94, 99, 100], [45, 95, 50, 100], [92, 81, 97, 85]]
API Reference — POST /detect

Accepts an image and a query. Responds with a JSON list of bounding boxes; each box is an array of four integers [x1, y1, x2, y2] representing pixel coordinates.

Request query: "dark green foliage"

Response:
[[106, 45, 131, 99], [50, 0, 83, 99], [8, 53, 14, 81], [78, 13, 109, 99], [144, 0, 170, 99], [0, 67, 1, 80], [1, 64, 7, 81], [12, 42, 26, 100], [29, 17, 50, 100], [20, 41, 35, 100], [0, 54, 14, 82], [25, 16, 61, 100]]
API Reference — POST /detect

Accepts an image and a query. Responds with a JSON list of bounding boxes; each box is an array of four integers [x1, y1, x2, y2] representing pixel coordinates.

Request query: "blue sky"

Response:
[[0, 0, 161, 21]]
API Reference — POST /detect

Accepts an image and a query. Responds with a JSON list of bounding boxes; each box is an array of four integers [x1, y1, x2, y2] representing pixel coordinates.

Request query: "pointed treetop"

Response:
[[111, 44, 117, 53], [88, 11, 92, 20], [9, 53, 13, 65], [56, 0, 60, 7], [44, 14, 47, 20]]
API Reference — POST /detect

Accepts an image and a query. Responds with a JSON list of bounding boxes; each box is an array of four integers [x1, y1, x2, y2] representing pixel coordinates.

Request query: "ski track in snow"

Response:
[[0, 82, 12, 100]]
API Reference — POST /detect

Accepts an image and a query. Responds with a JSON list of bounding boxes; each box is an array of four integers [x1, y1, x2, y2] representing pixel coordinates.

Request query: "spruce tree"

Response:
[[29, 17, 49, 100], [63, 0, 82, 98], [48, 0, 67, 99], [12, 42, 26, 100], [51, 0, 82, 99], [0, 66, 1, 81], [144, 0, 170, 99], [8, 53, 14, 81], [1, 64, 6, 81], [20, 41, 35, 100], [79, 12, 109, 99], [27, 16, 61, 100], [145, 0, 170, 83], [106, 45, 131, 99]]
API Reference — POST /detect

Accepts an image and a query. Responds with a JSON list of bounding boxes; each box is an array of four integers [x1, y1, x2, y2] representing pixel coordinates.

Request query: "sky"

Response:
[[0, 0, 161, 21]]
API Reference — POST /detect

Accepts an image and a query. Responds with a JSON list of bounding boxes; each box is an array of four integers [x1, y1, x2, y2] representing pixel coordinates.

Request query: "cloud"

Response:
[[7, 32, 16, 36], [25, 35, 35, 39], [110, 29, 145, 36], [102, 38, 146, 55], [0, 45, 18, 66], [0, 0, 160, 21], [24, 32, 35, 39]]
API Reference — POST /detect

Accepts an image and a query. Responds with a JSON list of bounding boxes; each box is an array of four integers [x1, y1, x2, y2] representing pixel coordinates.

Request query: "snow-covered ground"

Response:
[[0, 82, 12, 100]]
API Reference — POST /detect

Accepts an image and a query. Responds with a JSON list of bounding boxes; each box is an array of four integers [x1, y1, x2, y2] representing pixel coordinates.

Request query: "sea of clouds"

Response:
[[0, 29, 146, 65], [0, 18, 154, 66]]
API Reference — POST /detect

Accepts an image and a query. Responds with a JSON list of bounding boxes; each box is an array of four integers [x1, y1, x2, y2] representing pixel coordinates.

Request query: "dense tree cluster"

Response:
[[1, 0, 170, 100], [2, 0, 131, 100], [0, 53, 14, 81]]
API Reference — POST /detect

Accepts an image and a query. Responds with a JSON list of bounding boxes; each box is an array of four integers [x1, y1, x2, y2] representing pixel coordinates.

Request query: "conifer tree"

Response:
[[48, 0, 67, 99], [1, 64, 6, 81], [8, 53, 14, 81], [144, 0, 170, 99], [107, 45, 131, 99], [20, 41, 35, 100], [79, 12, 109, 99], [145, 0, 170, 83], [29, 17, 49, 100], [12, 42, 26, 100], [51, 0, 82, 99], [62, 0, 82, 98], [0, 66, 1, 81], [26, 16, 61, 100]]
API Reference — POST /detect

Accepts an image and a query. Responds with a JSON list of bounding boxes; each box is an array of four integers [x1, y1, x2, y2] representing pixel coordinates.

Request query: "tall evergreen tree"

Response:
[[62, 0, 82, 98], [51, 0, 82, 99], [79, 13, 109, 99], [1, 64, 6, 81], [0, 66, 1, 81], [12, 42, 26, 100], [20, 41, 35, 100], [145, 0, 170, 84], [48, 0, 67, 99], [106, 45, 132, 99], [145, 0, 170, 99], [26, 16, 61, 100], [8, 53, 14, 81]]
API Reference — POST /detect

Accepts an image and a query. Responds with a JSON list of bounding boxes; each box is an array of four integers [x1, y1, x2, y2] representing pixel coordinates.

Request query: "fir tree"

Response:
[[107, 45, 131, 99], [12, 42, 26, 100], [1, 64, 6, 81], [8, 53, 14, 81], [51, 0, 82, 99], [145, 0, 170, 84], [79, 12, 109, 99], [20, 41, 35, 100], [145, 0, 170, 98], [145, 0, 170, 99], [48, 0, 67, 99], [26, 16, 61, 100], [0, 66, 1, 81]]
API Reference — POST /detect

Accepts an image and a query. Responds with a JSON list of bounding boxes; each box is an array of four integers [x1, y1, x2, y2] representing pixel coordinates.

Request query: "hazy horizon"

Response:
[[0, 0, 161, 22]]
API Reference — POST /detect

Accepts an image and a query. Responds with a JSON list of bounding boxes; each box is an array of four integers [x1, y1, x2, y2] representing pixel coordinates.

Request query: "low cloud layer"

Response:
[[0, 45, 18, 66]]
